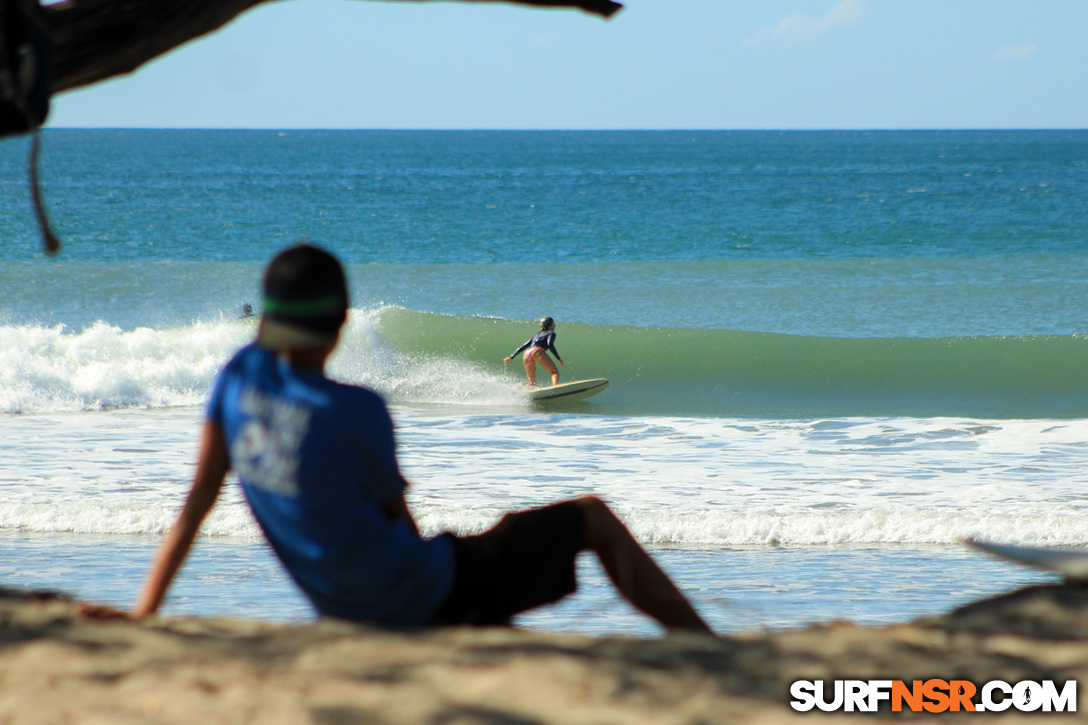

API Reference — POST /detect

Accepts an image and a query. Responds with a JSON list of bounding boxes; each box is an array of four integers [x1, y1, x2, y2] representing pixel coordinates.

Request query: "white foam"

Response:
[[0, 321, 252, 413], [5, 406, 1082, 546], [330, 308, 528, 408], [395, 412, 1088, 545], [0, 311, 529, 415]]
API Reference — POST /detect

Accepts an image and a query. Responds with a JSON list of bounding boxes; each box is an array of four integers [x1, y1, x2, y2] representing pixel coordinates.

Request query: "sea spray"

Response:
[[0, 320, 252, 413]]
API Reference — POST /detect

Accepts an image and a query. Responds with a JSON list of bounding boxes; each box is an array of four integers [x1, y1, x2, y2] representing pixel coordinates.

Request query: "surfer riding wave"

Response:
[[505, 317, 564, 387]]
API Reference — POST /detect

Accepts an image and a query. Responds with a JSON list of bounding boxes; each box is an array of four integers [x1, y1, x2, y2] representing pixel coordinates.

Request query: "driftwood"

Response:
[[10, 0, 618, 255], [44, 0, 623, 94]]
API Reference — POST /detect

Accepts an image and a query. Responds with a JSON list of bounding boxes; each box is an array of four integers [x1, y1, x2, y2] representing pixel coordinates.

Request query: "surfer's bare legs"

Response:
[[537, 353, 560, 386], [575, 496, 713, 634], [522, 353, 538, 386]]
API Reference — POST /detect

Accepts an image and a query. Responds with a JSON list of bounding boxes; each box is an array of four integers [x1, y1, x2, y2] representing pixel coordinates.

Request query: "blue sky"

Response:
[[49, 0, 1088, 129]]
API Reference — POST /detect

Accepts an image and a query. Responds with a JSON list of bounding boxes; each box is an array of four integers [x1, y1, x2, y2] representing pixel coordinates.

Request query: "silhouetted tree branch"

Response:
[[43, 0, 622, 94]]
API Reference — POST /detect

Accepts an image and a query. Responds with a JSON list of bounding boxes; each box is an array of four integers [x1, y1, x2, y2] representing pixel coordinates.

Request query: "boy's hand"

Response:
[[78, 603, 136, 621]]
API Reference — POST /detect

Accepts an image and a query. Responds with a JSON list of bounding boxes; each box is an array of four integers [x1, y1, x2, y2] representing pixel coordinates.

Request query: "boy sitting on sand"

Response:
[[132, 243, 712, 633]]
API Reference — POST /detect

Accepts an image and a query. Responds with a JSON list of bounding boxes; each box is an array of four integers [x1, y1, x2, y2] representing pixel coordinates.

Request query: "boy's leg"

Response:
[[433, 497, 712, 635], [574, 496, 713, 634], [434, 501, 585, 626]]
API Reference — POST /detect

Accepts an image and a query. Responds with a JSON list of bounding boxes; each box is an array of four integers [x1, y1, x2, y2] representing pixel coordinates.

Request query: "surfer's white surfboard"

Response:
[[529, 378, 610, 403], [965, 539, 1088, 583]]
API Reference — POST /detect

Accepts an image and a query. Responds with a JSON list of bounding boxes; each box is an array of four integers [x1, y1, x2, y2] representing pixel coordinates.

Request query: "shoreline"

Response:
[[0, 585, 1084, 723], [0, 528, 1059, 637]]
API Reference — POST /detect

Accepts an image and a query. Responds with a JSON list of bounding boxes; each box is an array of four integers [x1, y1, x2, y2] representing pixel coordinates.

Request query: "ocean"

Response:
[[0, 129, 1085, 636]]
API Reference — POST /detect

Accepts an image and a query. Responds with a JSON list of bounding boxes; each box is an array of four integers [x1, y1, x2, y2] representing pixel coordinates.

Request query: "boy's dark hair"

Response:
[[257, 243, 349, 349]]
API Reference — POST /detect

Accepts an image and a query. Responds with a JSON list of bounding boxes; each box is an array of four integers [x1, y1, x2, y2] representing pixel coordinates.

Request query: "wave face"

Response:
[[4, 308, 1085, 419], [373, 308, 1088, 418]]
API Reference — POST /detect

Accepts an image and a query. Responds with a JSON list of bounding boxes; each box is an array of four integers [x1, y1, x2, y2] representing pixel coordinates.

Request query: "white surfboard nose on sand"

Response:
[[528, 378, 610, 403], [965, 539, 1088, 584]]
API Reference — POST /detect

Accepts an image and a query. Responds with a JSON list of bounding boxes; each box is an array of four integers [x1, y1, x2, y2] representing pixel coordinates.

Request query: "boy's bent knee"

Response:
[[571, 496, 628, 548], [572, 495, 609, 519]]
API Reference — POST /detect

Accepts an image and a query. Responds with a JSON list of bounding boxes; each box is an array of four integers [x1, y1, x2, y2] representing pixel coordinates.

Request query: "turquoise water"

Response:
[[6, 130, 1085, 264], [3, 130, 1087, 419], [0, 130, 1085, 634]]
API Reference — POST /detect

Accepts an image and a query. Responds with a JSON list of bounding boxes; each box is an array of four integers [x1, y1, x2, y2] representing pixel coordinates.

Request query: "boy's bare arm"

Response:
[[382, 492, 421, 537], [133, 421, 230, 618]]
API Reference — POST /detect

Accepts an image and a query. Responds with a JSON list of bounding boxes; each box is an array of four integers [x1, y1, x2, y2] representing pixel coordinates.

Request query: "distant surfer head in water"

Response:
[[256, 243, 349, 355], [503, 317, 564, 387]]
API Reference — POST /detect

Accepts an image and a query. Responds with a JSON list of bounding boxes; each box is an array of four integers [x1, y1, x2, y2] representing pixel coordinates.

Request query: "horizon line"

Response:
[[38, 126, 1088, 133]]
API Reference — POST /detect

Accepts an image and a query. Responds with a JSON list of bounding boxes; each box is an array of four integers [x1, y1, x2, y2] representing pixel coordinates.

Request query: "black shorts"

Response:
[[432, 500, 586, 626]]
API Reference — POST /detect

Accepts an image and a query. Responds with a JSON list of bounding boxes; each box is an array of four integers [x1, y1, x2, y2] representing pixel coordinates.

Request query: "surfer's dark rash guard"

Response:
[[510, 331, 561, 362]]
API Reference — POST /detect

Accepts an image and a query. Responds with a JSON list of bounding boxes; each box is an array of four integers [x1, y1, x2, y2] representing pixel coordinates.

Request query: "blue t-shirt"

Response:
[[207, 343, 454, 625]]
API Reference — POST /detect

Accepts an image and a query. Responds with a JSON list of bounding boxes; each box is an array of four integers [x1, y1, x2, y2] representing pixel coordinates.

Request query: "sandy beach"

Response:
[[0, 584, 1084, 723]]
